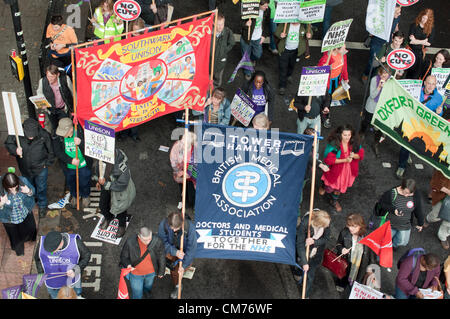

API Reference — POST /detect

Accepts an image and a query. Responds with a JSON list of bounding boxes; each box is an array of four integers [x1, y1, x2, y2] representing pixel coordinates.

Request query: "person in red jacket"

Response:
[[319, 124, 364, 212], [318, 45, 349, 128]]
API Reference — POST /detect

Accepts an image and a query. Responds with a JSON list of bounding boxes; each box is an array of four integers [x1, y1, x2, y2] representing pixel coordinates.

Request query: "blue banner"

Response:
[[193, 123, 314, 265]]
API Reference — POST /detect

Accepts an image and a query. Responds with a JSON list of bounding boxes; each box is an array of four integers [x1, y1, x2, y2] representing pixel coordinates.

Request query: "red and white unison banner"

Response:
[[114, 0, 141, 21], [74, 16, 213, 132], [386, 49, 416, 71]]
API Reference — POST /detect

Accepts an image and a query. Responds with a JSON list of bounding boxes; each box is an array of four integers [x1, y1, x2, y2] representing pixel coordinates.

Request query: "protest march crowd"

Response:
[[1, 0, 449, 300]]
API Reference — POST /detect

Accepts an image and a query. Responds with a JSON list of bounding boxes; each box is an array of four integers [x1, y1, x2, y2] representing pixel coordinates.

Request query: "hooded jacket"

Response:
[[4, 119, 55, 177]]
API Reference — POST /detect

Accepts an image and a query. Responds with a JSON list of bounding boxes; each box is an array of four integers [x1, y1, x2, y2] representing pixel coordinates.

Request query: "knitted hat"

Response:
[[23, 118, 39, 139], [43, 231, 63, 252]]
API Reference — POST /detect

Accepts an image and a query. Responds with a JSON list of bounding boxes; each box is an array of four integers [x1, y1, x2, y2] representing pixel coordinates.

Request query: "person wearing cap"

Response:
[[4, 118, 55, 217], [35, 231, 91, 299], [0, 172, 37, 256], [36, 64, 73, 134], [52, 118, 92, 208]]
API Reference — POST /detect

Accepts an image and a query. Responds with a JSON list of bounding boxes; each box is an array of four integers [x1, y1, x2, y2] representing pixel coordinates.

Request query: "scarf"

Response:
[[309, 226, 324, 258], [348, 238, 364, 283]]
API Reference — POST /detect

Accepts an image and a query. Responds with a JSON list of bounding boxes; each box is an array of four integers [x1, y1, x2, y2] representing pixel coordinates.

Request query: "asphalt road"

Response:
[[1, 0, 449, 303]]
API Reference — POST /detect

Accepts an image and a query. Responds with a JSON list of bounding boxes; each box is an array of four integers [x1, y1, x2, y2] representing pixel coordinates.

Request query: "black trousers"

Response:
[[99, 188, 128, 227], [49, 108, 69, 134], [278, 49, 298, 88], [360, 109, 383, 142], [3, 213, 37, 256], [178, 180, 196, 209]]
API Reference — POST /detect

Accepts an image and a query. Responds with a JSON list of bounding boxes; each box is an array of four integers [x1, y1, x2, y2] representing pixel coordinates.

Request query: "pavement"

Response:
[[0, 0, 449, 302]]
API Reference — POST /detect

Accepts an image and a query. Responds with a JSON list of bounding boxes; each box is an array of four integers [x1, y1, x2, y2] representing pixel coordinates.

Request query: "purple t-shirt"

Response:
[[252, 86, 266, 115]]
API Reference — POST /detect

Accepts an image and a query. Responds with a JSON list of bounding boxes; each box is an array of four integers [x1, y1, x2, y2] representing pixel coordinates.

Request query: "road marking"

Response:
[[382, 162, 391, 168], [82, 242, 103, 292], [415, 164, 424, 169]]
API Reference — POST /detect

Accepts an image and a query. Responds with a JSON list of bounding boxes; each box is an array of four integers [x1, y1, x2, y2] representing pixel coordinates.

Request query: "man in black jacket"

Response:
[[4, 118, 55, 217], [293, 92, 330, 136], [212, 13, 235, 87], [136, 0, 173, 27], [119, 227, 166, 299], [37, 64, 73, 134]]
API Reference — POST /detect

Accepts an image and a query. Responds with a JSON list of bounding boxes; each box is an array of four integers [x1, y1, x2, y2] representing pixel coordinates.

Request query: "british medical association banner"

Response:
[[193, 123, 313, 265], [74, 16, 213, 131]]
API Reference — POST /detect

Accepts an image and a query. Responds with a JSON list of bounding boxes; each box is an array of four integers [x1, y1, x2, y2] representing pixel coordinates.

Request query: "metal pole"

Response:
[[5, 0, 36, 119]]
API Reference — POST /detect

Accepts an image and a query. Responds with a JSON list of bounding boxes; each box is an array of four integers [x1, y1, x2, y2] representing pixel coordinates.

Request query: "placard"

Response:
[[397, 79, 422, 101], [299, 0, 326, 24], [91, 215, 132, 245], [396, 0, 419, 6], [321, 19, 353, 52], [365, 0, 397, 42], [29, 95, 51, 109], [114, 0, 141, 21], [273, 0, 301, 23], [84, 120, 116, 164], [349, 282, 384, 299], [386, 49, 415, 71], [2, 91, 24, 137], [431, 67, 450, 97], [297, 65, 331, 96], [230, 88, 257, 127], [241, 0, 260, 19]]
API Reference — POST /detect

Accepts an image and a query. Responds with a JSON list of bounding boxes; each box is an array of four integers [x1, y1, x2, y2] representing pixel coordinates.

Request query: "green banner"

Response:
[[371, 78, 450, 178]]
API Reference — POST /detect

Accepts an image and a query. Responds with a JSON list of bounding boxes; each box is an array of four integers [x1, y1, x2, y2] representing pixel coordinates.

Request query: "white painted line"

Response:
[[84, 241, 103, 247], [382, 162, 392, 168], [415, 164, 424, 169]]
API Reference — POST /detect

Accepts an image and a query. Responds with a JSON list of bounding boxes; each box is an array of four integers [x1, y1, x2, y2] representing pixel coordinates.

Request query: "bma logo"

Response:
[[222, 163, 271, 208]]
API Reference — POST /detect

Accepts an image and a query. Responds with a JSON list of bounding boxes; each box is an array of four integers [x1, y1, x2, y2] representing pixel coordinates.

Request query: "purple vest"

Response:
[[39, 234, 81, 289]]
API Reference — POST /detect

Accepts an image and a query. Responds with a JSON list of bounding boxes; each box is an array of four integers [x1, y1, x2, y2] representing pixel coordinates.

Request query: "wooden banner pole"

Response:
[[305, 24, 311, 59], [74, 10, 218, 49], [248, 18, 251, 41], [178, 107, 190, 299], [301, 124, 318, 299], [209, 9, 219, 95], [71, 48, 80, 211], [283, 23, 287, 34], [7, 92, 22, 158]]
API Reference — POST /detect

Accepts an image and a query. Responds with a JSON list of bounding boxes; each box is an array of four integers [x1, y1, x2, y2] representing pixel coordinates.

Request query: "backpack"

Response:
[[369, 188, 398, 230], [397, 248, 425, 270]]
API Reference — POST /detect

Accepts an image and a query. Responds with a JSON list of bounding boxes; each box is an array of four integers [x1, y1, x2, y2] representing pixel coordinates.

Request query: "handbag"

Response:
[[322, 247, 348, 279]]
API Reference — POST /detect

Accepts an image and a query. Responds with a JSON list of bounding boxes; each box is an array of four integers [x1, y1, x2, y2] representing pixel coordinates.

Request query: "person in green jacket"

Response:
[[212, 13, 235, 87], [90, 0, 124, 42], [274, 22, 312, 95]]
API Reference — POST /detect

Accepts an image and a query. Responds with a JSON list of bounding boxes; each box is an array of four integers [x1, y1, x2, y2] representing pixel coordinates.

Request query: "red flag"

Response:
[[358, 221, 393, 268], [117, 268, 132, 299]]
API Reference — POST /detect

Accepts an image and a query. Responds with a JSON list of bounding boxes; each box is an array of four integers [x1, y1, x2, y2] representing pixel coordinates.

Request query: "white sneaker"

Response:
[[177, 201, 183, 210], [47, 193, 71, 210], [396, 167, 405, 179]]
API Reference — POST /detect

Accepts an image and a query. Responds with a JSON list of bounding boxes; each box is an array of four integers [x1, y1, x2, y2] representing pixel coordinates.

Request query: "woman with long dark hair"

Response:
[[0, 172, 37, 256], [319, 125, 364, 212], [420, 49, 450, 81], [407, 9, 435, 79]]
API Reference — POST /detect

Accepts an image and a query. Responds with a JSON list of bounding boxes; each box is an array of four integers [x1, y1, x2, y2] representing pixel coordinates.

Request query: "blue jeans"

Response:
[[269, 19, 277, 51], [394, 285, 416, 299], [398, 147, 410, 169], [64, 166, 92, 199], [391, 228, 411, 247], [240, 38, 263, 76], [296, 116, 322, 136], [126, 272, 156, 299], [29, 167, 48, 208]]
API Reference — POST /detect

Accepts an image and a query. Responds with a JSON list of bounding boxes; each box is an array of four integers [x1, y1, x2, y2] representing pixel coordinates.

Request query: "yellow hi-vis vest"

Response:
[[93, 7, 124, 41]]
